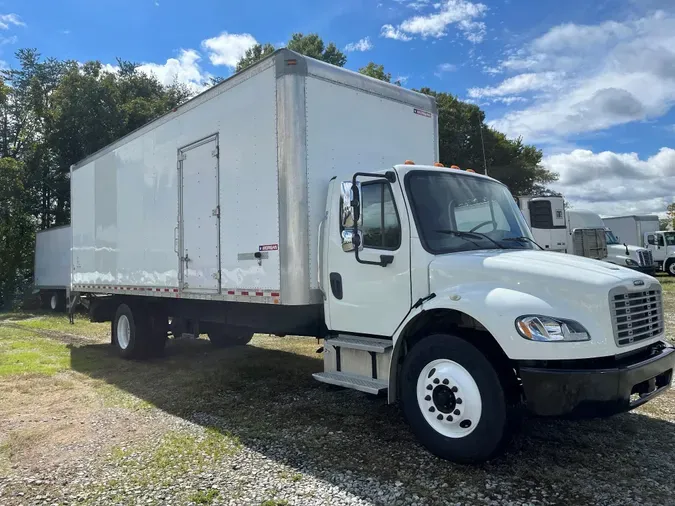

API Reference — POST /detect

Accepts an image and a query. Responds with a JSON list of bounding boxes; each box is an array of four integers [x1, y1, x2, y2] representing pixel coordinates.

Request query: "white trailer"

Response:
[[516, 196, 567, 252], [34, 225, 71, 311], [70, 49, 674, 464], [604, 215, 675, 275]]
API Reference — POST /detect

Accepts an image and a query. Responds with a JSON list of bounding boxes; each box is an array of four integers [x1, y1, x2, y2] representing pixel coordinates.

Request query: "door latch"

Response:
[[212, 206, 220, 218]]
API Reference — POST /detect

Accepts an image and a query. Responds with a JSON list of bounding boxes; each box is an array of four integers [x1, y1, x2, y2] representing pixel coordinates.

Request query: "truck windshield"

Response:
[[605, 230, 619, 245], [405, 171, 535, 254]]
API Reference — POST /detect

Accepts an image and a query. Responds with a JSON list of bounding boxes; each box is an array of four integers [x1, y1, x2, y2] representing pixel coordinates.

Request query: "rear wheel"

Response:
[[207, 326, 254, 348], [112, 302, 167, 359], [400, 333, 514, 464]]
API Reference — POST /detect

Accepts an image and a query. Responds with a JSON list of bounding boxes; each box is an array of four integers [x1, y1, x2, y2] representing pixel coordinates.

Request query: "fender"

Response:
[[387, 281, 591, 403]]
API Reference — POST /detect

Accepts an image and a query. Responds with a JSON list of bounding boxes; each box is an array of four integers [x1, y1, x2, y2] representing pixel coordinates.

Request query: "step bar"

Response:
[[325, 336, 393, 353], [312, 372, 388, 395]]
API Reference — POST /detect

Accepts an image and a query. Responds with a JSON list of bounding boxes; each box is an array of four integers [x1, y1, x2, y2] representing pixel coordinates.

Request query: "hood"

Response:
[[429, 249, 655, 292]]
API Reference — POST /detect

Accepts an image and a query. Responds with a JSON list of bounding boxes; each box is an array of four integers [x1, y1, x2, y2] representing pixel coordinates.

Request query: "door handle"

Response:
[[329, 272, 343, 300]]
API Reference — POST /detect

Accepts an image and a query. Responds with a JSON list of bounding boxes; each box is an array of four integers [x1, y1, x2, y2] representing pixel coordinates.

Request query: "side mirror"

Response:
[[340, 181, 362, 229], [341, 229, 363, 252], [648, 236, 656, 246]]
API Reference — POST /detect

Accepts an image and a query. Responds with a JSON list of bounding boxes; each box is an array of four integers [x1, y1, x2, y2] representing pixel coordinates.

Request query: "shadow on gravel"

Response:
[[70, 339, 675, 505]]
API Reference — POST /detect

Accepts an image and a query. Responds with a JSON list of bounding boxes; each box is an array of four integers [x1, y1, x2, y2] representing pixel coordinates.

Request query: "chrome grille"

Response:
[[637, 250, 654, 267], [610, 285, 663, 346]]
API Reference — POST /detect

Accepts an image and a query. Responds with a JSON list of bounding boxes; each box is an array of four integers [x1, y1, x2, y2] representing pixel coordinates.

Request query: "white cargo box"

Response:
[[35, 225, 71, 290], [70, 49, 438, 307]]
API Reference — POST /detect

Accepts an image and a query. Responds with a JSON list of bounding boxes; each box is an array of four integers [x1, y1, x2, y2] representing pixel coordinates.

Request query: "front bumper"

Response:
[[519, 342, 675, 417], [627, 264, 656, 275]]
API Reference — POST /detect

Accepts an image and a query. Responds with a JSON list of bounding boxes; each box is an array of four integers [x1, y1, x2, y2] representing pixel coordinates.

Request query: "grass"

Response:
[[189, 489, 220, 504], [0, 326, 70, 376], [260, 501, 289, 506]]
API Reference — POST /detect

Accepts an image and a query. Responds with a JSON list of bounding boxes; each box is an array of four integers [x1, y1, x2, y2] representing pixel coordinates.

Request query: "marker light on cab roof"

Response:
[[434, 162, 444, 167], [466, 168, 476, 173], [450, 165, 460, 170], [404, 160, 415, 165]]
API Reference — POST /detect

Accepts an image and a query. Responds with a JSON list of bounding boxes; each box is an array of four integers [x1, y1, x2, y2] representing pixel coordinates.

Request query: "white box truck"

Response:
[[69, 49, 674, 464], [518, 196, 655, 273], [34, 225, 71, 311], [604, 215, 675, 276]]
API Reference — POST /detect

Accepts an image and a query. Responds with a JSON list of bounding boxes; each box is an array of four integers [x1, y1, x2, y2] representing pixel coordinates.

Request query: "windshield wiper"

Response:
[[434, 229, 503, 249], [502, 236, 544, 250]]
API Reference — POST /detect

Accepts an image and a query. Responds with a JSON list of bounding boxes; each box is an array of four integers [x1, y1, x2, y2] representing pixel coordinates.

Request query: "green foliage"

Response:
[[236, 43, 276, 73], [189, 489, 220, 505], [0, 326, 70, 376], [660, 219, 670, 231], [417, 88, 557, 195], [286, 33, 346, 67], [666, 203, 675, 229], [358, 62, 391, 83]]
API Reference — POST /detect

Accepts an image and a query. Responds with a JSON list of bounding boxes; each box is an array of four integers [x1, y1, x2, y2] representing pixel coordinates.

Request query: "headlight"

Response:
[[515, 315, 590, 342], [625, 258, 639, 266]]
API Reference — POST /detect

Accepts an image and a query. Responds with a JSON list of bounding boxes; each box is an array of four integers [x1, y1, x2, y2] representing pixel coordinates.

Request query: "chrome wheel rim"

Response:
[[117, 315, 131, 350]]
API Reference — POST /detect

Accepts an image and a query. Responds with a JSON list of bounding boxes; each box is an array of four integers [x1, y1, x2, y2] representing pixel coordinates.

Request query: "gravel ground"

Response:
[[1, 278, 674, 506]]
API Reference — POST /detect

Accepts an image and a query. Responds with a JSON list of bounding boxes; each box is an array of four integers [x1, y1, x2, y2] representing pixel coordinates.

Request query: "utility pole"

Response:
[[478, 117, 488, 177]]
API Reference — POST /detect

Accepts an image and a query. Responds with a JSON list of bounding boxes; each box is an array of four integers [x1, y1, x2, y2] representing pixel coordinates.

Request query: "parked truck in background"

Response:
[[34, 225, 71, 311], [604, 215, 675, 276], [518, 196, 654, 272], [69, 49, 674, 464]]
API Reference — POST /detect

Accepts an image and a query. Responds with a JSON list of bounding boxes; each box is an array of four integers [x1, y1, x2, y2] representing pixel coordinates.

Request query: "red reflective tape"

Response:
[[241, 291, 249, 296], [256, 291, 263, 296], [173, 289, 178, 293], [227, 290, 235, 295], [164, 288, 169, 292], [271, 292, 280, 297]]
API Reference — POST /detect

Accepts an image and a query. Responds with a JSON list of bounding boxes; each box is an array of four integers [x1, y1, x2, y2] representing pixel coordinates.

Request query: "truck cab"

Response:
[[317, 163, 673, 463], [645, 231, 675, 276]]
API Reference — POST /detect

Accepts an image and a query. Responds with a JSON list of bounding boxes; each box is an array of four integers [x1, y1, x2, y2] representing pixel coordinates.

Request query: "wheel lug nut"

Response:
[[429, 407, 435, 413], [453, 409, 460, 415], [433, 378, 440, 384], [451, 386, 458, 392], [424, 395, 431, 401], [426, 385, 432, 391], [437, 414, 443, 420], [446, 415, 453, 421], [442, 378, 449, 385], [456, 398, 462, 404]]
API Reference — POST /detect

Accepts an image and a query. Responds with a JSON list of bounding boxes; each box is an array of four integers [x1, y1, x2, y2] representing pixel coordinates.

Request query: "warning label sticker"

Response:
[[414, 108, 432, 118], [259, 244, 279, 252]]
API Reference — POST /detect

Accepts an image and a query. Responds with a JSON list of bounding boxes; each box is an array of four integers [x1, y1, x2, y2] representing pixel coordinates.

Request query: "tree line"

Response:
[[0, 34, 557, 307]]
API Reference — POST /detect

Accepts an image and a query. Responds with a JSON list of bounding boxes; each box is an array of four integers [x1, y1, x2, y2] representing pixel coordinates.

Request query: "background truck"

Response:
[[518, 196, 654, 272], [34, 225, 71, 311], [603, 215, 675, 276], [70, 49, 674, 464]]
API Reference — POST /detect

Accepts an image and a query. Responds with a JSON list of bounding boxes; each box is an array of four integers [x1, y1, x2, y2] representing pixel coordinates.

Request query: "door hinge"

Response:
[[178, 153, 187, 161], [212, 146, 219, 158], [212, 206, 220, 218], [212, 271, 221, 281]]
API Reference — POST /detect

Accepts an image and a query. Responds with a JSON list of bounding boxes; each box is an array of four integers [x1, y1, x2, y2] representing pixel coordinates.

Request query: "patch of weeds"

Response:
[[260, 500, 289, 506], [0, 327, 70, 376], [108, 427, 241, 487], [291, 473, 302, 482], [189, 488, 220, 504]]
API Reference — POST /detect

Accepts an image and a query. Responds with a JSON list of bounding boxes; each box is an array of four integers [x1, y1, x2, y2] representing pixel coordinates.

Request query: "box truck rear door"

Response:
[[179, 135, 221, 294]]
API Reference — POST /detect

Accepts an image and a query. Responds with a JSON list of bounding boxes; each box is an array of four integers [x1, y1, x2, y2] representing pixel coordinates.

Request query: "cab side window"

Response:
[[658, 235, 665, 247], [361, 182, 401, 250]]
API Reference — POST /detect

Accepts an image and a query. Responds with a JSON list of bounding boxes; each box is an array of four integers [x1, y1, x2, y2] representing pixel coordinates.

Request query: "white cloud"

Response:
[[434, 62, 457, 77], [0, 14, 24, 29], [137, 49, 211, 92], [468, 71, 563, 98], [383, 0, 488, 43], [408, 0, 431, 9], [395, 75, 409, 84], [344, 37, 374, 52], [381, 24, 413, 41], [543, 147, 675, 216], [201, 32, 258, 68], [485, 11, 675, 144]]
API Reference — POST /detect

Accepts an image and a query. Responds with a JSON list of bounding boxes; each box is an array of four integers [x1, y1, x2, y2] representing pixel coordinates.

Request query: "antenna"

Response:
[[478, 117, 488, 177]]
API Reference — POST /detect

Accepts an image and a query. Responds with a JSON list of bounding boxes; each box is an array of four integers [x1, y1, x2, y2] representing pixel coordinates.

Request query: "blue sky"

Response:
[[2, 0, 674, 216]]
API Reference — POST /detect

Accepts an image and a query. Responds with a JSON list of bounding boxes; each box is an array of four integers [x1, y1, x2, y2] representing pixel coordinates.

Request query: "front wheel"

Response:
[[400, 334, 514, 464], [666, 260, 675, 277]]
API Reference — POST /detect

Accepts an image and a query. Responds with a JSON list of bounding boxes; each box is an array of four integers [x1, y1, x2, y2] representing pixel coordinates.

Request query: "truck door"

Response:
[[646, 232, 666, 264], [324, 175, 411, 337], [178, 135, 221, 294]]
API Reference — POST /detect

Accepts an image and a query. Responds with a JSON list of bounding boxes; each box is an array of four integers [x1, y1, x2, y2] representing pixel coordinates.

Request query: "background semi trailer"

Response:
[[603, 215, 675, 275], [70, 49, 674, 464], [34, 225, 71, 311]]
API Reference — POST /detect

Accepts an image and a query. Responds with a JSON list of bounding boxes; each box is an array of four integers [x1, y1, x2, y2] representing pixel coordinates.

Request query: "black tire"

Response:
[[207, 326, 254, 348], [41, 291, 66, 312], [400, 334, 513, 464], [147, 308, 169, 357], [666, 260, 675, 277], [112, 303, 151, 359]]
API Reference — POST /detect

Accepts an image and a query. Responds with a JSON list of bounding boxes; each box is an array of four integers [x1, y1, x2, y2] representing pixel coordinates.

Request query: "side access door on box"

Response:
[[178, 134, 221, 294]]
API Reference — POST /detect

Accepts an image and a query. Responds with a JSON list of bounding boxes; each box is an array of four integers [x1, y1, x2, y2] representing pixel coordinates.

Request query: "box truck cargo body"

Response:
[[34, 225, 71, 311], [70, 50, 674, 464], [71, 50, 438, 336]]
